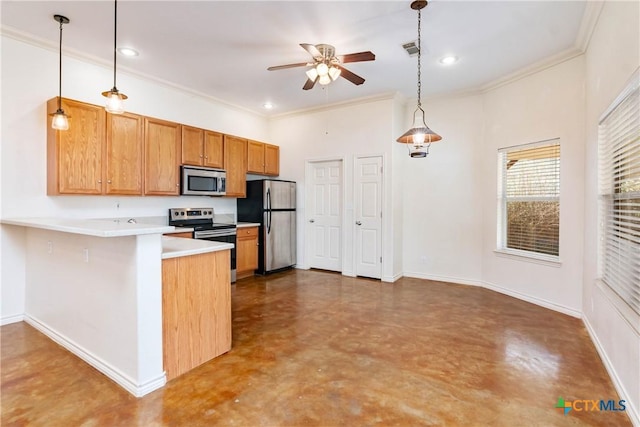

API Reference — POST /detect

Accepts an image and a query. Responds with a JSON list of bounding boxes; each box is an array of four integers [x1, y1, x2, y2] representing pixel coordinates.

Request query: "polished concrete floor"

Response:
[[1, 270, 631, 426]]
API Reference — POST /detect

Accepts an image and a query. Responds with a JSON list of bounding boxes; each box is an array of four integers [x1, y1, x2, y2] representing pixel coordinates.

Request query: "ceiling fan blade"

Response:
[[338, 51, 376, 63], [303, 76, 319, 90], [300, 43, 323, 59], [336, 65, 365, 86], [267, 62, 311, 71]]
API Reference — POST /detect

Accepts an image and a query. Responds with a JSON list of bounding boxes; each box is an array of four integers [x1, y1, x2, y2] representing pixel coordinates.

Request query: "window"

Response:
[[598, 70, 640, 317], [497, 139, 560, 260]]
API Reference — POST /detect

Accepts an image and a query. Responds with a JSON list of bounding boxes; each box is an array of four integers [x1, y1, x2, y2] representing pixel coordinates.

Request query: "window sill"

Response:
[[493, 249, 562, 267]]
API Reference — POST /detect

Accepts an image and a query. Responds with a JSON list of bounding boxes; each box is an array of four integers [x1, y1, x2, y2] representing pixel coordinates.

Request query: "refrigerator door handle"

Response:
[[266, 188, 272, 234]]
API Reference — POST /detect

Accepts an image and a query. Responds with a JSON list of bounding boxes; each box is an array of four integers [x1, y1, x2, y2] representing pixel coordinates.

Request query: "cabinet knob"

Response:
[[107, 180, 112, 184], [97, 180, 102, 184], [176, 183, 180, 187], [200, 155, 203, 158]]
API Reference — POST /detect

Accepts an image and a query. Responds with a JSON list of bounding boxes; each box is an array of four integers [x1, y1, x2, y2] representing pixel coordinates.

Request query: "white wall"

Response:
[[583, 1, 640, 423], [480, 56, 586, 316], [401, 94, 484, 285], [0, 35, 269, 321], [269, 96, 397, 279]]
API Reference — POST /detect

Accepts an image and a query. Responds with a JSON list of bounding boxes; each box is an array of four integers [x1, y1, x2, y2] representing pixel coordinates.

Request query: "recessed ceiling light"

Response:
[[439, 55, 459, 65], [263, 102, 274, 110], [117, 47, 139, 57]]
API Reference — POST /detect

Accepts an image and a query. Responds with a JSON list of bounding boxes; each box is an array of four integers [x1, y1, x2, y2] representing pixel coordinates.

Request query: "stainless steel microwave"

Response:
[[181, 166, 226, 196]]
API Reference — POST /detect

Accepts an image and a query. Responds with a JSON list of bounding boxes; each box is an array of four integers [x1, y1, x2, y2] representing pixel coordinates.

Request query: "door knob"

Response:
[[309, 219, 315, 223], [356, 221, 362, 225]]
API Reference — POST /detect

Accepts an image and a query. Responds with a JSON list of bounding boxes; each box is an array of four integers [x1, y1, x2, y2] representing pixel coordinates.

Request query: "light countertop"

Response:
[[163, 227, 194, 234], [1, 217, 175, 237], [237, 222, 260, 228], [162, 236, 233, 259]]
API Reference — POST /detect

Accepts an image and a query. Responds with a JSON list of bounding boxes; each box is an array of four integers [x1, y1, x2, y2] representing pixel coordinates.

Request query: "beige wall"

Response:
[[583, 1, 640, 423]]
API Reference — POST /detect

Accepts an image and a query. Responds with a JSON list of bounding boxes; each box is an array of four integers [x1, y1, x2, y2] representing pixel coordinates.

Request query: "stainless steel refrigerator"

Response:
[[237, 180, 296, 274]]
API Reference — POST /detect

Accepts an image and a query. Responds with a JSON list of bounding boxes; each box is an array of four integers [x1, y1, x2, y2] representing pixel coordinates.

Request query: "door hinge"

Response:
[[380, 256, 382, 263], [380, 166, 383, 174], [380, 211, 382, 218]]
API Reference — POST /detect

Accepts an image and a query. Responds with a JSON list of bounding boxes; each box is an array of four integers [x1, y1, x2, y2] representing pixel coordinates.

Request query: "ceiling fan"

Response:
[[267, 43, 375, 90]]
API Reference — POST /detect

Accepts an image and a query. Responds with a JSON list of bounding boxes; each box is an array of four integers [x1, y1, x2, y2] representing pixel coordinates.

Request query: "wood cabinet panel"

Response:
[[264, 144, 280, 176], [223, 135, 247, 198], [181, 125, 204, 166], [47, 98, 104, 195], [162, 250, 231, 381], [144, 118, 181, 195], [247, 140, 279, 176], [237, 226, 259, 279], [204, 131, 224, 168], [105, 112, 143, 195], [166, 232, 193, 239]]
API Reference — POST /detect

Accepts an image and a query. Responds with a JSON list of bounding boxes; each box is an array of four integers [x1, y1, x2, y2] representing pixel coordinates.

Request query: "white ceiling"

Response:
[[1, 1, 587, 116]]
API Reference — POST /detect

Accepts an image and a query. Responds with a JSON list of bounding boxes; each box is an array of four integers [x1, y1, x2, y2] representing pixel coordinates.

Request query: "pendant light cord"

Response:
[[416, 6, 422, 109], [112, 0, 118, 90], [58, 19, 63, 111]]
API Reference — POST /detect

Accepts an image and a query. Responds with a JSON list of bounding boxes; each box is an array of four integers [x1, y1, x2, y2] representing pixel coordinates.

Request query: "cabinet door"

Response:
[[181, 125, 204, 166], [144, 118, 181, 195], [47, 98, 104, 195], [237, 227, 259, 274], [264, 144, 280, 176], [223, 135, 247, 198], [105, 112, 143, 195], [204, 131, 224, 169], [247, 140, 265, 174]]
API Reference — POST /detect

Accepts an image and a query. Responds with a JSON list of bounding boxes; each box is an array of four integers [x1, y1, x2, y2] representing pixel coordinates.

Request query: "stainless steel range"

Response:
[[168, 208, 237, 282]]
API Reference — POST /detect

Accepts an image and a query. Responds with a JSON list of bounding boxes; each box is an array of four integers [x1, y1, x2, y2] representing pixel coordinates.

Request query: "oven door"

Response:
[[193, 229, 237, 283]]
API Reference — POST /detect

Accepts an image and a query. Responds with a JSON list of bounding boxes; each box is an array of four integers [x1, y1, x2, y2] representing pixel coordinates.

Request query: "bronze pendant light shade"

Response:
[[102, 0, 127, 114], [50, 14, 70, 131], [396, 0, 442, 157]]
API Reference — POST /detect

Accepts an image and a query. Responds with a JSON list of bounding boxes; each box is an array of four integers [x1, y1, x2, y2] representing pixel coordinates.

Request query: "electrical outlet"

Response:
[[83, 248, 89, 263], [47, 241, 53, 254]]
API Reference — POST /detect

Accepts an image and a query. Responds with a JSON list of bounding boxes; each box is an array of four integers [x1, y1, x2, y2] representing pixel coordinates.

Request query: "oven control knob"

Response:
[[180, 212, 185, 216]]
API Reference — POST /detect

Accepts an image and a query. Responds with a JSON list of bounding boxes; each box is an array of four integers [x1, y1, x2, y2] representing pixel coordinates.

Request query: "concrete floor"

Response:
[[1, 269, 632, 426]]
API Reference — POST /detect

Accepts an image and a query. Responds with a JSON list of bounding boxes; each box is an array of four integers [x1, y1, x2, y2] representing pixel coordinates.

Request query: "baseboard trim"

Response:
[[24, 314, 166, 397], [482, 281, 582, 318], [583, 316, 640, 426], [382, 273, 403, 283], [403, 272, 483, 287], [1, 313, 25, 326]]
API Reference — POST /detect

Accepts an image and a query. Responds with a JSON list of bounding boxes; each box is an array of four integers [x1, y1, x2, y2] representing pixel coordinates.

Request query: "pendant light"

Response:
[[396, 0, 442, 158], [102, 0, 127, 114], [50, 15, 70, 131]]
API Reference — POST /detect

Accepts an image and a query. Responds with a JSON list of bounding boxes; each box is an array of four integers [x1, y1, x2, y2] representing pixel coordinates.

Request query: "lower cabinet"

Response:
[[162, 250, 231, 381], [236, 226, 259, 279]]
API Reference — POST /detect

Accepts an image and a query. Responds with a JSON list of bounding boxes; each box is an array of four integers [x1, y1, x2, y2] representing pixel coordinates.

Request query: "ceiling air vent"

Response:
[[402, 41, 419, 57]]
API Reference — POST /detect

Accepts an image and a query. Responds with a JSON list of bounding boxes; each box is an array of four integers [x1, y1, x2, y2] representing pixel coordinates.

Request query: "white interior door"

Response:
[[307, 160, 342, 272], [355, 156, 382, 279]]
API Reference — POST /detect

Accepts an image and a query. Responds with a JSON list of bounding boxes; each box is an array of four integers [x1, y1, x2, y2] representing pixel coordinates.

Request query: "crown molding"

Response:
[[575, 1, 605, 53], [0, 25, 267, 118]]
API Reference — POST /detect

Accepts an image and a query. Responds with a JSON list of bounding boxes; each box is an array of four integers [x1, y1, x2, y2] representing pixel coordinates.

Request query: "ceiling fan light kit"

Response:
[[397, 0, 442, 158], [50, 14, 70, 131], [268, 42, 375, 90], [102, 0, 127, 114]]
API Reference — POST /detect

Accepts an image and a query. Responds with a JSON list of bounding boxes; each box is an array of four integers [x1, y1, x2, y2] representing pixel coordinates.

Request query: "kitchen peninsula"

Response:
[[0, 217, 233, 396]]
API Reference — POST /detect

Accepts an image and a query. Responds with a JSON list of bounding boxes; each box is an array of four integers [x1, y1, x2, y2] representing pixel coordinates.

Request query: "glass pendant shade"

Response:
[[51, 110, 69, 130], [316, 63, 329, 76], [103, 89, 127, 114], [306, 67, 318, 81]]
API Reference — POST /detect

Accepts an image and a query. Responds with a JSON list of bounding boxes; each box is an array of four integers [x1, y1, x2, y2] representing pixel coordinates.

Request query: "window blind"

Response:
[[498, 140, 560, 257], [598, 71, 640, 316]]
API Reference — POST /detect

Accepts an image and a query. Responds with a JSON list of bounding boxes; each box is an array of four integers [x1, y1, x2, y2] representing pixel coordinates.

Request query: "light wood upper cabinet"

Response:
[[264, 143, 280, 176], [105, 112, 144, 195], [47, 98, 105, 195], [181, 125, 204, 166], [144, 118, 181, 196], [223, 135, 247, 198], [247, 140, 279, 176], [204, 131, 224, 168]]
